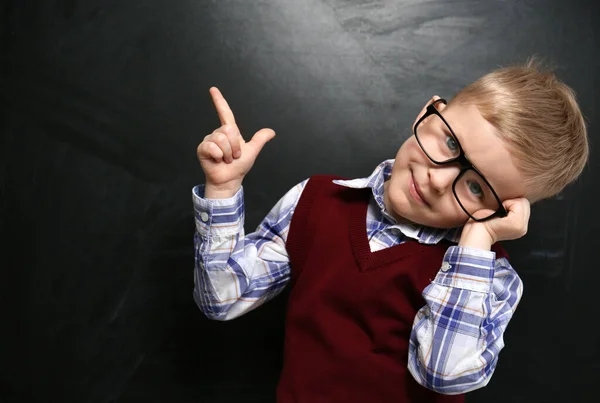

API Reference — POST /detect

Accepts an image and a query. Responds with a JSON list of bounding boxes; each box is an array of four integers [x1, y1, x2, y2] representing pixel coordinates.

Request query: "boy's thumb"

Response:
[[249, 128, 276, 152]]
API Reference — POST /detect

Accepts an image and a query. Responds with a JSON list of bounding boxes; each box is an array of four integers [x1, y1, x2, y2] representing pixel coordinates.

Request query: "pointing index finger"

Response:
[[210, 87, 237, 126]]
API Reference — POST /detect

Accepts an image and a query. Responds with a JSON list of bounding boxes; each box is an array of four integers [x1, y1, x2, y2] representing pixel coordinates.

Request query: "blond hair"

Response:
[[451, 57, 589, 202]]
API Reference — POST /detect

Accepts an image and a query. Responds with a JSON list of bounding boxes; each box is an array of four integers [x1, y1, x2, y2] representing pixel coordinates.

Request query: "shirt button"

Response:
[[200, 212, 209, 222], [441, 262, 451, 272]]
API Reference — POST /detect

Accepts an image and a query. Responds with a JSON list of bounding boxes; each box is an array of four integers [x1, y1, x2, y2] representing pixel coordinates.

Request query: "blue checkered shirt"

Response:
[[192, 159, 523, 395]]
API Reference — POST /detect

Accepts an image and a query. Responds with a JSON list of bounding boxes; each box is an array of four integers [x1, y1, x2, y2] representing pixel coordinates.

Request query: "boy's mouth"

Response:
[[409, 171, 430, 207]]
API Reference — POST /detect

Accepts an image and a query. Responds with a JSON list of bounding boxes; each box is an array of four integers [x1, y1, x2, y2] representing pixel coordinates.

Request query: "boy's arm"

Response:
[[407, 246, 523, 395], [193, 179, 307, 321]]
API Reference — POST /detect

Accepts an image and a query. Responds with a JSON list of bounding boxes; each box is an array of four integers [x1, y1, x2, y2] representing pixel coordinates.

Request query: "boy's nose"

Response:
[[428, 166, 460, 195]]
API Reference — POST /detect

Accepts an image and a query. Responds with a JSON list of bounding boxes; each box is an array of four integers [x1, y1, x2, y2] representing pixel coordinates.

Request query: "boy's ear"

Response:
[[412, 95, 444, 129]]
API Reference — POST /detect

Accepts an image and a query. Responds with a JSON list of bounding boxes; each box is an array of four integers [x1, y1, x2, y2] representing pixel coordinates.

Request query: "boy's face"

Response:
[[384, 97, 527, 229]]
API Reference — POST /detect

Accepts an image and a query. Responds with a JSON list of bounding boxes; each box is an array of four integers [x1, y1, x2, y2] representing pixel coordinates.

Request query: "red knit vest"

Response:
[[278, 175, 507, 403]]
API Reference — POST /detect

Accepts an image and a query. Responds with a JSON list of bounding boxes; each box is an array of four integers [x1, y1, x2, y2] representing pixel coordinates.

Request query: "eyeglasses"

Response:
[[413, 98, 507, 222]]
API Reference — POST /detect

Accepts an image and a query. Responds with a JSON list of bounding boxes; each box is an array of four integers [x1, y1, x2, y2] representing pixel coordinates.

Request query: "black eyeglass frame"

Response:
[[413, 98, 508, 222]]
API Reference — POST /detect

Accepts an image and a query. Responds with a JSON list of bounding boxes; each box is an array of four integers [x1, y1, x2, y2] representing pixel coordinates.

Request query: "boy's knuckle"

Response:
[[222, 125, 236, 136]]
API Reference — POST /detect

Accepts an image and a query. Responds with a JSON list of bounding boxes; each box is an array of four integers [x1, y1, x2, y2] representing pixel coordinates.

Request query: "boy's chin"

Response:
[[392, 209, 430, 228]]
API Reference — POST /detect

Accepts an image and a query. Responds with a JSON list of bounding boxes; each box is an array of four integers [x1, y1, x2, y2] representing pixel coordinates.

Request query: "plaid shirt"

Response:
[[192, 159, 523, 395]]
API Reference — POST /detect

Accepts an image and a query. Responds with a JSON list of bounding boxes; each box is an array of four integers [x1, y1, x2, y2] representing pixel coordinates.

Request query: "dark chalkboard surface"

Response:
[[1, 0, 598, 402]]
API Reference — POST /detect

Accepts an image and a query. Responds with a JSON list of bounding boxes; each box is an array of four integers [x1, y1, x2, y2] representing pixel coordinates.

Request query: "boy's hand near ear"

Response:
[[197, 87, 276, 199], [459, 198, 531, 250]]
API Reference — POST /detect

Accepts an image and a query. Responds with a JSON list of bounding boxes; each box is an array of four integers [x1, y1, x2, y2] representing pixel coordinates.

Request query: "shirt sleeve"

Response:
[[192, 179, 308, 321], [407, 245, 524, 394]]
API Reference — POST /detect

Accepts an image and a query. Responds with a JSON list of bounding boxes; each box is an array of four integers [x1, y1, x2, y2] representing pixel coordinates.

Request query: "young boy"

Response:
[[192, 59, 588, 402]]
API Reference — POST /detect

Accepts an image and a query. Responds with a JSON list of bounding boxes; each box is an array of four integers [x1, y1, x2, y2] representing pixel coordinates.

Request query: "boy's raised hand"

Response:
[[482, 197, 531, 243], [197, 87, 276, 199], [459, 198, 531, 250]]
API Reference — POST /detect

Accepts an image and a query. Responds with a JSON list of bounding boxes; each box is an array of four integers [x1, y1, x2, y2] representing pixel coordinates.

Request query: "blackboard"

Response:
[[1, 0, 598, 402]]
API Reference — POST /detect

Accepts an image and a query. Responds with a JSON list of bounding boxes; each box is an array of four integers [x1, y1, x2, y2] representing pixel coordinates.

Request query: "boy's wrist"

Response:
[[205, 182, 242, 199], [458, 222, 494, 251]]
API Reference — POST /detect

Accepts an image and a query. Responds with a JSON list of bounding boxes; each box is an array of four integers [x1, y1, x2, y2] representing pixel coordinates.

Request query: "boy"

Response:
[[192, 59, 588, 402]]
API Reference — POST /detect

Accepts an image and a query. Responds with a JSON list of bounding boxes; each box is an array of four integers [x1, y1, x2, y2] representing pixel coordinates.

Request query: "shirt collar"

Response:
[[332, 159, 462, 244]]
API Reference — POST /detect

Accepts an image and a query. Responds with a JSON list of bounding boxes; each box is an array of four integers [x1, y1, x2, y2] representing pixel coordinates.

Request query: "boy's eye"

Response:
[[445, 135, 459, 153], [466, 180, 484, 199]]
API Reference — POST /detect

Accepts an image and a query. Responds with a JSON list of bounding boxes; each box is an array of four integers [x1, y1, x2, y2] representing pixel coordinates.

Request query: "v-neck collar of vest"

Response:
[[348, 189, 431, 272]]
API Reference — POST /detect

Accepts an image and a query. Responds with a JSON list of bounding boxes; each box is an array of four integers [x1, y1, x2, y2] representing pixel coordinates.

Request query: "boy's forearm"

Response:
[[192, 185, 250, 320], [192, 179, 305, 320], [409, 247, 522, 394]]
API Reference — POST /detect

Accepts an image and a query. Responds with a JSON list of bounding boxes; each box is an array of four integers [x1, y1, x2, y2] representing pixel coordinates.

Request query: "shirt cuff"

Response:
[[432, 246, 496, 293], [192, 185, 244, 238]]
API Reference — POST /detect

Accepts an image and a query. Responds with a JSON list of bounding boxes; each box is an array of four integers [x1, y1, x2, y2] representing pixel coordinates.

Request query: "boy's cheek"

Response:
[[404, 136, 422, 153], [384, 176, 408, 219], [436, 203, 471, 229]]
